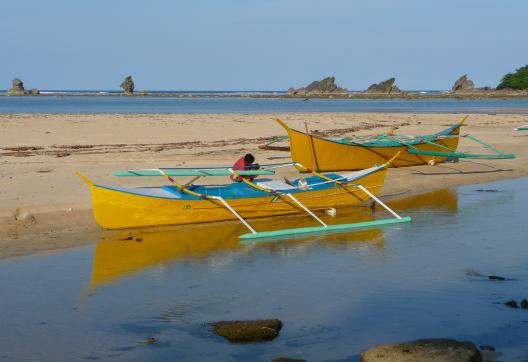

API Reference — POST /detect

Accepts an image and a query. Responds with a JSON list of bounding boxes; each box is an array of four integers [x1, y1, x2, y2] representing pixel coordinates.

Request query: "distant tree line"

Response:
[[497, 65, 528, 90]]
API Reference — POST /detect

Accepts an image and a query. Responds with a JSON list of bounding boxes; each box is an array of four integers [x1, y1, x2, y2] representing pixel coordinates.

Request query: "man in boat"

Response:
[[230, 153, 259, 182]]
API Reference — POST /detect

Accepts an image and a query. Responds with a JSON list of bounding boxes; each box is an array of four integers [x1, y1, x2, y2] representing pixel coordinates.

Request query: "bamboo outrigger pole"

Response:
[[229, 169, 328, 228], [230, 159, 411, 242], [157, 169, 257, 234], [304, 153, 406, 220]]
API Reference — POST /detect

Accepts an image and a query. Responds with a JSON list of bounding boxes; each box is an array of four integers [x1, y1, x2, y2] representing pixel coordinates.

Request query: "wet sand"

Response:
[[1, 112, 526, 259]]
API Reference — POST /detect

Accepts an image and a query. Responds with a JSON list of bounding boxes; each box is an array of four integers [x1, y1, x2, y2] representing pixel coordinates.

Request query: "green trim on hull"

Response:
[[407, 149, 515, 159], [239, 216, 412, 243]]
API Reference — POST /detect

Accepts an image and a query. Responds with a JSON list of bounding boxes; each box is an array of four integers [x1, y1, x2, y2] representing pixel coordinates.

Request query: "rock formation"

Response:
[[7, 79, 26, 96], [364, 78, 401, 94], [211, 319, 282, 342], [6, 79, 40, 96], [360, 338, 482, 362], [120, 76, 135, 95], [452, 74, 475, 92], [287, 77, 348, 97]]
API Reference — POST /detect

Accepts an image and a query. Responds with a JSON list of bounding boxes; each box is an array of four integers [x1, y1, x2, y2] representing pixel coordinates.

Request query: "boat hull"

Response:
[[278, 120, 461, 171], [87, 169, 387, 229]]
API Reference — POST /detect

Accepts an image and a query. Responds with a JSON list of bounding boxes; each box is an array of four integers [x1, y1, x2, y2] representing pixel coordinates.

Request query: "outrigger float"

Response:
[[265, 116, 515, 171], [77, 154, 411, 241]]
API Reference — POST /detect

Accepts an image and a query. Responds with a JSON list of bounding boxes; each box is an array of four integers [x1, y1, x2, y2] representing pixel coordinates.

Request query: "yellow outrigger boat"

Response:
[[275, 116, 514, 172], [77, 154, 410, 241]]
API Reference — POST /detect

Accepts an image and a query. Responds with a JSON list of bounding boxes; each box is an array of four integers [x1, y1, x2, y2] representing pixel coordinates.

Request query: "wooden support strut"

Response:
[[229, 168, 327, 227], [157, 169, 257, 234], [304, 153, 405, 220]]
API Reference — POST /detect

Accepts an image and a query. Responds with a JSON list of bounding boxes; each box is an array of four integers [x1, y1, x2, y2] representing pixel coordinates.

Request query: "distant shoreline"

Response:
[[2, 90, 528, 99]]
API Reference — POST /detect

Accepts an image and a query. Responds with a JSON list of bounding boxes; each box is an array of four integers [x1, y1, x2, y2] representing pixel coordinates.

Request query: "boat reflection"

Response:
[[387, 188, 457, 212], [89, 188, 457, 290]]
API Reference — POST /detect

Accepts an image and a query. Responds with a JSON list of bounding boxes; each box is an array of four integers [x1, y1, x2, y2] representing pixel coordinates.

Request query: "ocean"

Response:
[[1, 94, 528, 114]]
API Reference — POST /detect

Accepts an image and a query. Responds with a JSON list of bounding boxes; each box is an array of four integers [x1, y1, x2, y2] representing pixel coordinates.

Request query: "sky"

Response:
[[1, 0, 527, 91]]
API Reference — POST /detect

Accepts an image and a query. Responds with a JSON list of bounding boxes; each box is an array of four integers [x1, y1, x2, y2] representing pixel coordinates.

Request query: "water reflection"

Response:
[[387, 188, 457, 212], [90, 188, 457, 290]]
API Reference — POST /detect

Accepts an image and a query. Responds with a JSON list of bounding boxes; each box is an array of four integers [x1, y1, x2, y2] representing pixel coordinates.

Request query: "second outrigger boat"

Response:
[[77, 154, 410, 241], [273, 116, 515, 171]]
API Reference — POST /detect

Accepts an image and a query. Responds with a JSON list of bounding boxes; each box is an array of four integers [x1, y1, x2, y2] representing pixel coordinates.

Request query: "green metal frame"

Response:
[[239, 216, 412, 242], [407, 149, 514, 159], [406, 134, 515, 160], [113, 169, 276, 177]]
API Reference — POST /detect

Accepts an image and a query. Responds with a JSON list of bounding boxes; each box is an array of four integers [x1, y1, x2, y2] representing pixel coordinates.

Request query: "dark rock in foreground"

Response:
[[120, 75, 135, 95], [287, 76, 348, 97], [361, 338, 482, 362], [452, 74, 475, 92], [212, 319, 282, 343], [364, 77, 401, 94]]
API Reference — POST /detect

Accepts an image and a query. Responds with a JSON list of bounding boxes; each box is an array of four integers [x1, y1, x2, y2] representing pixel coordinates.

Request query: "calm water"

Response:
[[1, 178, 527, 361], [2, 95, 528, 114]]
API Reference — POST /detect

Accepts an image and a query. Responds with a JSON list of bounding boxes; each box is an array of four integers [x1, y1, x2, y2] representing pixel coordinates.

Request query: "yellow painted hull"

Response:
[[278, 121, 461, 171], [87, 168, 387, 230]]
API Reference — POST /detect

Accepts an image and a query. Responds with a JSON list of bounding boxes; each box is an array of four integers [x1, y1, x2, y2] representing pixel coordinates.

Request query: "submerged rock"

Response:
[[364, 78, 401, 94], [521, 299, 528, 309], [145, 337, 158, 345], [360, 338, 482, 362], [120, 75, 135, 95], [452, 74, 475, 92], [504, 300, 519, 309], [487, 275, 506, 281], [287, 77, 348, 97], [7, 78, 26, 96], [211, 319, 282, 343]]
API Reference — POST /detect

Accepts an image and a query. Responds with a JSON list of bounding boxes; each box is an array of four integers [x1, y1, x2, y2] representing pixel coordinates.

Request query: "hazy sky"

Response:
[[1, 0, 526, 90]]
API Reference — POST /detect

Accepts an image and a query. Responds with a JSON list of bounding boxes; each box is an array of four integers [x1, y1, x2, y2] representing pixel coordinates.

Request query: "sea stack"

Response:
[[120, 76, 135, 95], [287, 76, 348, 97], [364, 78, 401, 94], [451, 74, 475, 92], [6, 79, 27, 96]]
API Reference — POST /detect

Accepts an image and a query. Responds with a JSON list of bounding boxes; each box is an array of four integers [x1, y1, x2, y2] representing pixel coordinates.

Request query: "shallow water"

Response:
[[1, 179, 527, 361], [1, 95, 528, 114]]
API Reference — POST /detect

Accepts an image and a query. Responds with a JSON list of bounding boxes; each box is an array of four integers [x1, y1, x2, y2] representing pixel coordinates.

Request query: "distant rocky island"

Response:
[[287, 76, 348, 97], [4, 65, 528, 99], [283, 72, 528, 99], [6, 79, 39, 96]]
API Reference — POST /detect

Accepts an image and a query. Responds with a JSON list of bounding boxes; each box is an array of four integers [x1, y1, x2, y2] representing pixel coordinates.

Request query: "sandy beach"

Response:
[[1, 112, 526, 259]]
